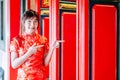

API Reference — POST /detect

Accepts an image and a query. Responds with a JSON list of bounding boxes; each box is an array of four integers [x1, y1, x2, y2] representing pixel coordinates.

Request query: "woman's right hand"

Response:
[[27, 43, 44, 55]]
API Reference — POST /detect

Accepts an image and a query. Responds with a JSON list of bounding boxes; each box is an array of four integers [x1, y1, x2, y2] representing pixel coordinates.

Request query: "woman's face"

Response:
[[24, 17, 38, 35]]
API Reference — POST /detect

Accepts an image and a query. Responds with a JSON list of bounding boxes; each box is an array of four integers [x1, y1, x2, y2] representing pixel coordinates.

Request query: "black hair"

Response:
[[20, 9, 39, 35], [22, 9, 39, 21]]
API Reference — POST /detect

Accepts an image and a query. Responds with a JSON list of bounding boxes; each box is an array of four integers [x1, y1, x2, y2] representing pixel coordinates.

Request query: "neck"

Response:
[[22, 32, 36, 36]]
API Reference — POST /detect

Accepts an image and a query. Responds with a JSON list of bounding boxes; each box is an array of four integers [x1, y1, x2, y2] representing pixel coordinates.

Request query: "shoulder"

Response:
[[36, 34, 48, 41], [36, 34, 48, 44], [10, 35, 21, 53], [41, 36, 48, 41], [11, 35, 24, 46], [41, 36, 48, 44]]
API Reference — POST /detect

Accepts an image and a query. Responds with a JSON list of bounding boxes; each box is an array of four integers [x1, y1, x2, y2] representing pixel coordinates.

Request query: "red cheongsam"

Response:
[[10, 33, 49, 80]]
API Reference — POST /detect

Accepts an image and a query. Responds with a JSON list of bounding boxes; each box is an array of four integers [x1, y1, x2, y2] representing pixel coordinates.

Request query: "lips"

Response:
[[28, 27, 35, 30]]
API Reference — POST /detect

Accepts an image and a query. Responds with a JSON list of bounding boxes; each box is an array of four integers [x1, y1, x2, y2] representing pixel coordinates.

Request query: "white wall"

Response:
[[1, 0, 10, 80]]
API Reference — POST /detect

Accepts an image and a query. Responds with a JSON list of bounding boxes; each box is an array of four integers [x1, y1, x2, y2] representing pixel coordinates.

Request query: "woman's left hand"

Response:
[[52, 40, 64, 49]]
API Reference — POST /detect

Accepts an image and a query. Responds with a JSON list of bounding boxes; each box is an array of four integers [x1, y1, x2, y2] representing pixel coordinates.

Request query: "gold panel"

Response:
[[43, 0, 49, 6], [30, 0, 35, 10], [42, 0, 76, 10], [60, 3, 76, 9], [41, 9, 49, 15]]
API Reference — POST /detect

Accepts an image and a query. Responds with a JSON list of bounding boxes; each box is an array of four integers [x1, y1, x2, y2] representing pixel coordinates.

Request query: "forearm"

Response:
[[44, 47, 55, 66], [11, 51, 32, 69], [44, 40, 63, 66]]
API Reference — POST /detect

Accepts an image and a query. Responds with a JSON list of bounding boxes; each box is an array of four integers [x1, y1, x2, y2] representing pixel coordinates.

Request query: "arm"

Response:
[[11, 44, 44, 69], [44, 40, 63, 66], [11, 50, 33, 69]]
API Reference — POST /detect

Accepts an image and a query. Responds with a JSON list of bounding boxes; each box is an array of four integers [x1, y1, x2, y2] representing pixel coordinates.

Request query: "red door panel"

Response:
[[10, 0, 20, 80], [42, 17, 49, 41], [42, 17, 59, 80], [92, 4, 117, 80], [61, 12, 76, 80], [42, 17, 49, 78]]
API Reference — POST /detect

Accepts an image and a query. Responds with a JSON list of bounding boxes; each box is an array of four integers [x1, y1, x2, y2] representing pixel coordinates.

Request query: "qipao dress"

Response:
[[10, 33, 49, 80]]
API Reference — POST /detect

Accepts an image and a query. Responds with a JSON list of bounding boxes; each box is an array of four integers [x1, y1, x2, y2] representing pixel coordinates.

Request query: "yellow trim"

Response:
[[41, 1, 76, 15], [42, 0, 76, 9], [41, 10, 49, 15], [60, 3, 76, 9]]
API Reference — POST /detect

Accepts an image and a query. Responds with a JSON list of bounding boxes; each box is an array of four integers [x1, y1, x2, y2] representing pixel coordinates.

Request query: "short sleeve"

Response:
[[44, 40, 49, 53], [41, 36, 49, 53], [10, 38, 19, 53]]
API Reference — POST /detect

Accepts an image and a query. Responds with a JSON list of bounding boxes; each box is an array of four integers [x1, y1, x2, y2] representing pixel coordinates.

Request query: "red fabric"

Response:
[[10, 33, 49, 80]]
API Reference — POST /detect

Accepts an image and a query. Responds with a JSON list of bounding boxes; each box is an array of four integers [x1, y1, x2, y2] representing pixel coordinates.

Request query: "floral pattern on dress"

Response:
[[10, 33, 49, 80]]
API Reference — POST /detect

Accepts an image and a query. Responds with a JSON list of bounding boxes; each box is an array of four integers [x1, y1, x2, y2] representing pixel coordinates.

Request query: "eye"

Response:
[[28, 20, 31, 23], [35, 19, 38, 22], [34, 20, 38, 24]]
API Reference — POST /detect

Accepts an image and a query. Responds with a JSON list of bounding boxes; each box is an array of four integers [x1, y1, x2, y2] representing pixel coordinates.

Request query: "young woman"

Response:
[[10, 9, 62, 80]]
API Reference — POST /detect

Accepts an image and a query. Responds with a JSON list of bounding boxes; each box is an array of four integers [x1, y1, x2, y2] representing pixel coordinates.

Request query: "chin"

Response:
[[28, 31, 35, 34]]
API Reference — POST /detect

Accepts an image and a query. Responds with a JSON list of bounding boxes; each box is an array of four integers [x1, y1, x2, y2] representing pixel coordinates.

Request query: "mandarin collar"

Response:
[[22, 32, 36, 38]]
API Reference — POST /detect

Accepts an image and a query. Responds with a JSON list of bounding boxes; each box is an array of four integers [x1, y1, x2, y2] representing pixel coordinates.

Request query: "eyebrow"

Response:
[[34, 19, 38, 21], [27, 18, 38, 21]]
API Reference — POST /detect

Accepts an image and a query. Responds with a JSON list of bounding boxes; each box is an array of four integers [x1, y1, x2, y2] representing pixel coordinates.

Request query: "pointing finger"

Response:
[[57, 40, 65, 43], [36, 45, 44, 48], [32, 43, 36, 47]]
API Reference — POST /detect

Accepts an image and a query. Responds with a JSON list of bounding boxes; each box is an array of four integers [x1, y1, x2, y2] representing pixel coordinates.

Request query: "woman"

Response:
[[10, 9, 62, 80]]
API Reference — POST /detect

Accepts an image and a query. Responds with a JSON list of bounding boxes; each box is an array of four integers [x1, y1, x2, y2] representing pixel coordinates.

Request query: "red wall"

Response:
[[10, 0, 20, 80]]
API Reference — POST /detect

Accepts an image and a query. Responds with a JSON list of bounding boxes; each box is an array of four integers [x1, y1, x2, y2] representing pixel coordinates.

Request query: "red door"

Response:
[[92, 4, 117, 80], [61, 12, 76, 80], [42, 16, 59, 80], [42, 17, 49, 78]]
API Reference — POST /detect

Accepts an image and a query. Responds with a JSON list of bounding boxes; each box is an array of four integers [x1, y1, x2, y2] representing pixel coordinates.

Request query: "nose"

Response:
[[30, 21, 35, 27]]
